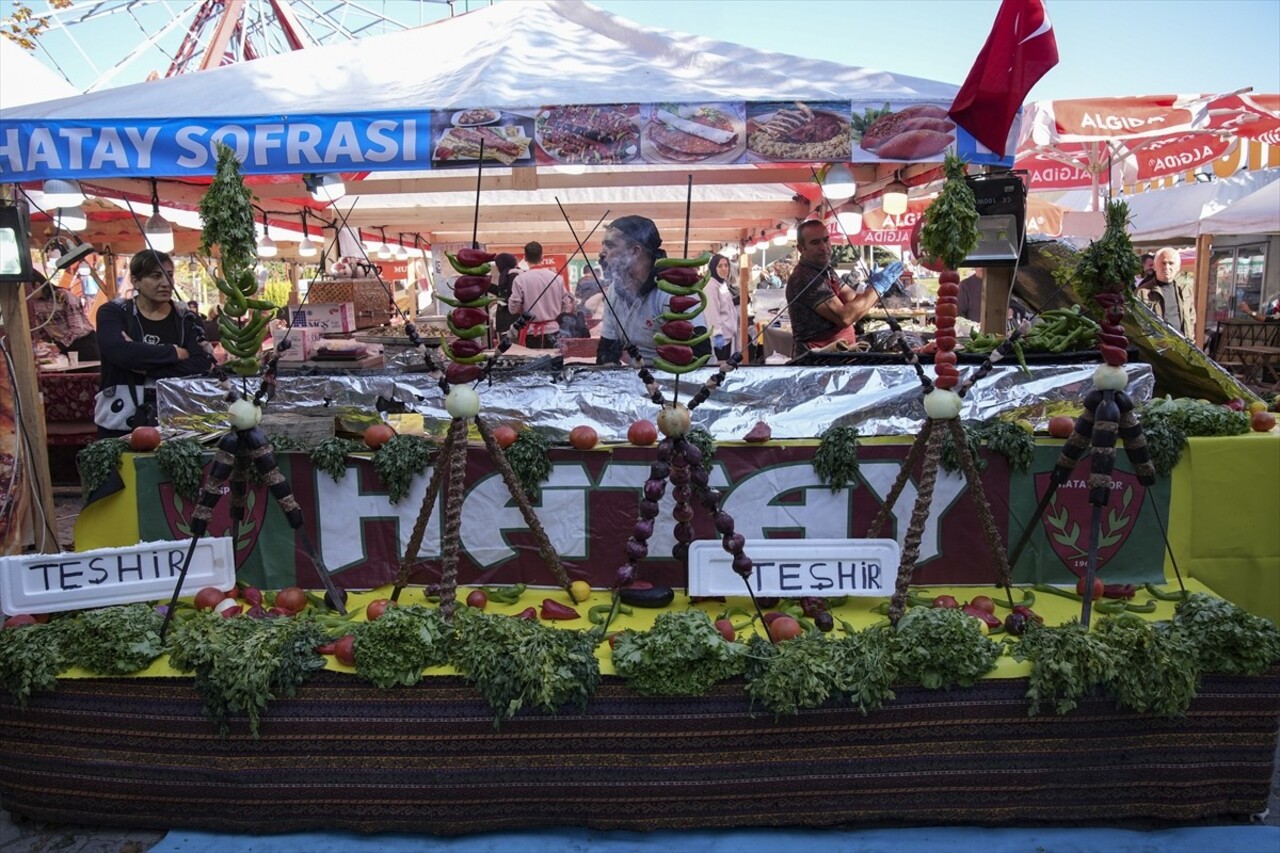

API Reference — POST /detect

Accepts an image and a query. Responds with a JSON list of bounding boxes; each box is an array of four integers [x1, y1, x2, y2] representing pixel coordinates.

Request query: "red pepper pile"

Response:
[[933, 271, 961, 389], [651, 253, 713, 374]]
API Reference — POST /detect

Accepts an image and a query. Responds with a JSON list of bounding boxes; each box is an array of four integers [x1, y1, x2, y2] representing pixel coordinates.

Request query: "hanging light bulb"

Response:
[[820, 164, 857, 201], [772, 229, 789, 246], [257, 212, 277, 257], [882, 174, 909, 217], [785, 225, 797, 242], [297, 210, 318, 258], [57, 206, 88, 233], [142, 178, 174, 252], [42, 179, 85, 208], [836, 203, 864, 235], [303, 173, 346, 203], [376, 226, 392, 259], [722, 243, 739, 259], [394, 233, 409, 261], [744, 241, 757, 255]]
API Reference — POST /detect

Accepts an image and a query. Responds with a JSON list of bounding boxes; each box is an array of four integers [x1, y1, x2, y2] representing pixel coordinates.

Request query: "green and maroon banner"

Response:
[[135, 443, 1170, 591]]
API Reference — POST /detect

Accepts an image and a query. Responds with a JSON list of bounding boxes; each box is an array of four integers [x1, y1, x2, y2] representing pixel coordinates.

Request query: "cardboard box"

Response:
[[271, 327, 321, 362], [290, 303, 357, 333]]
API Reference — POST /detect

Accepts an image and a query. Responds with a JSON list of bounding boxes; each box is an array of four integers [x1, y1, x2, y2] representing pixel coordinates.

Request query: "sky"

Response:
[[4, 0, 1279, 101]]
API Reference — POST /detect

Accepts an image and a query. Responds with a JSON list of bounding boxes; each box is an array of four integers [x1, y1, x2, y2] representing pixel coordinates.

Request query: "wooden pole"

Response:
[[1193, 233, 1212, 348], [0, 282, 58, 553], [982, 266, 1013, 336]]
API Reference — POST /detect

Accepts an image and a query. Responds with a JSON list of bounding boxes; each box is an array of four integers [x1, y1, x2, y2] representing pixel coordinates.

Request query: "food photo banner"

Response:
[[0, 101, 1012, 180]]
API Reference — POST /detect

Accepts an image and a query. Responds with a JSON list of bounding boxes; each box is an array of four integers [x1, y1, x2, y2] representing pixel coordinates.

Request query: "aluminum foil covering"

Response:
[[157, 362, 1154, 441]]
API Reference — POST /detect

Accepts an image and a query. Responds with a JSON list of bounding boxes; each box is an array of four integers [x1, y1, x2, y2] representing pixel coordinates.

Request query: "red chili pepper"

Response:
[[456, 248, 497, 266], [1102, 583, 1136, 600], [451, 338, 485, 358], [661, 320, 695, 340], [539, 599, 580, 621], [451, 307, 488, 329], [452, 280, 490, 303], [446, 362, 484, 384], [668, 295, 700, 313], [515, 606, 538, 621], [656, 344, 694, 366], [656, 266, 702, 286]]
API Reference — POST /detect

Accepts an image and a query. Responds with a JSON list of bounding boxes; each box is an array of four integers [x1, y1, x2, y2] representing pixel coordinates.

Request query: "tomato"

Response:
[[569, 580, 592, 603], [627, 420, 658, 446], [935, 303, 958, 320], [3, 614, 37, 629], [334, 634, 357, 667], [465, 589, 488, 610], [1076, 576, 1104, 600], [568, 425, 598, 450], [767, 615, 803, 643], [1251, 411, 1276, 432], [364, 424, 396, 450], [128, 426, 162, 452], [274, 586, 309, 614], [968, 595, 996, 614], [194, 586, 228, 611], [366, 599, 393, 621], [1048, 415, 1076, 439], [492, 426, 518, 448], [714, 618, 735, 642], [934, 351, 957, 367], [932, 594, 959, 609]]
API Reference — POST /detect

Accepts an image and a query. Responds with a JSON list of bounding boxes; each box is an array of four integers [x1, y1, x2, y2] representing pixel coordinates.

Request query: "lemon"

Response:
[[569, 580, 591, 603], [1247, 401, 1268, 415]]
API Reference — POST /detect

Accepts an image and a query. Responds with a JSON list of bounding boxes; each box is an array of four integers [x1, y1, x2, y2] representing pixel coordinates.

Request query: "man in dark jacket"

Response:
[[95, 250, 214, 437]]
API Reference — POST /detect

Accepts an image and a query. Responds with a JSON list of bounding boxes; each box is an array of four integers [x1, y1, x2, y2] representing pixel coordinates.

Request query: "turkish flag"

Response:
[[950, 0, 1059, 154]]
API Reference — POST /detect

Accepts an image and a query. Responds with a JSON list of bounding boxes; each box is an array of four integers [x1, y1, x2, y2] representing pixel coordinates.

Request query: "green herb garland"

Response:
[[65, 604, 165, 675], [746, 628, 897, 716], [353, 605, 452, 689], [893, 606, 1002, 689], [0, 619, 69, 708], [919, 152, 980, 271]]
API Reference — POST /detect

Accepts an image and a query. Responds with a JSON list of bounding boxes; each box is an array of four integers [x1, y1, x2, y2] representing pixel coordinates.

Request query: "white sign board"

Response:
[[687, 538, 901, 598], [0, 538, 236, 616]]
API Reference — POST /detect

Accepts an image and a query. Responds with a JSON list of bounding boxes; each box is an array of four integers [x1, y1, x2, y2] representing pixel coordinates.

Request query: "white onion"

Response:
[[227, 398, 262, 430], [213, 597, 240, 616], [1092, 364, 1129, 390], [657, 403, 691, 437], [923, 389, 963, 420], [445, 385, 481, 419]]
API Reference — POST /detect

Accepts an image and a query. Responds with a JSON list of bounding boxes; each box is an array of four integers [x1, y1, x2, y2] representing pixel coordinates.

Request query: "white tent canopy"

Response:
[[1198, 179, 1280, 236], [1, 0, 956, 125], [0, 39, 78, 109]]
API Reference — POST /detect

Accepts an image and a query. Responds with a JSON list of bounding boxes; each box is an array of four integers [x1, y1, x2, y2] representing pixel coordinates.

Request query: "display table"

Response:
[[1, 669, 1277, 834]]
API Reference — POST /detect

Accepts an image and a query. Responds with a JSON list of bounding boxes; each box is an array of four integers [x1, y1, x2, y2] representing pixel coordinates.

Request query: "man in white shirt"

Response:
[[508, 242, 573, 348]]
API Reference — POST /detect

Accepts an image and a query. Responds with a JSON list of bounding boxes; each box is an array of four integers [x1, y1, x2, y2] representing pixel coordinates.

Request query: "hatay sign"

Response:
[[122, 444, 1172, 592]]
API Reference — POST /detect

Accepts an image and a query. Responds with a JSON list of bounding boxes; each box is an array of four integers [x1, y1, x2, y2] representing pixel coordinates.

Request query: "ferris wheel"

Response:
[[17, 0, 483, 93]]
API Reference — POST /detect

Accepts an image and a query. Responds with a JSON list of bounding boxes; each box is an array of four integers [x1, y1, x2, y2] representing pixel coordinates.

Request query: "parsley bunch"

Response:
[[1174, 593, 1280, 675], [976, 421, 1036, 473], [354, 605, 451, 689], [168, 612, 327, 736], [155, 438, 206, 502], [1012, 621, 1117, 715], [0, 620, 69, 707], [813, 425, 861, 491], [371, 434, 435, 504], [894, 607, 1002, 690], [612, 610, 747, 697], [450, 609, 601, 727], [65, 604, 165, 675], [76, 438, 127, 497], [939, 422, 984, 474], [746, 628, 897, 716], [503, 429, 553, 501], [309, 437, 362, 483], [1094, 615, 1199, 716]]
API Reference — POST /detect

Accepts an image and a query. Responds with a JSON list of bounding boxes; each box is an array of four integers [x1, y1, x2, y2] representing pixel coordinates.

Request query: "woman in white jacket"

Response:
[[703, 253, 740, 362]]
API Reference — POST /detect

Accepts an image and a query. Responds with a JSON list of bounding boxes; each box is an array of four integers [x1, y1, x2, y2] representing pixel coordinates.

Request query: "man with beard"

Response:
[[595, 215, 710, 365]]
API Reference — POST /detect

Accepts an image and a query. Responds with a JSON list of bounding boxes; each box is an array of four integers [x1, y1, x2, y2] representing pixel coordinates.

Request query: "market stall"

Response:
[[1, 0, 1278, 838]]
